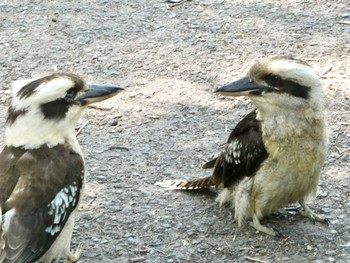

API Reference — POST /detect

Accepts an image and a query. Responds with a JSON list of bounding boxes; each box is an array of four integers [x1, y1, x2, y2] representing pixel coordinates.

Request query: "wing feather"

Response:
[[210, 110, 268, 188], [0, 144, 84, 263]]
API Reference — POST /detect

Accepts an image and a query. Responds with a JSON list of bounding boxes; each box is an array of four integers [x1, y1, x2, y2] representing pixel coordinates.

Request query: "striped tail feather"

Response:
[[177, 176, 221, 189], [155, 176, 221, 190]]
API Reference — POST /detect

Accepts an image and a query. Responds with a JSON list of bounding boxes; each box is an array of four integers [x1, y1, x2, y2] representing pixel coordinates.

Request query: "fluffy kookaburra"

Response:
[[0, 73, 123, 262], [176, 56, 329, 235]]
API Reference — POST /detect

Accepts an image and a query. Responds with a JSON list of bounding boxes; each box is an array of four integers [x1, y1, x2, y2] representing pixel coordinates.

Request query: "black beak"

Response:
[[76, 84, 124, 106], [215, 76, 268, 96]]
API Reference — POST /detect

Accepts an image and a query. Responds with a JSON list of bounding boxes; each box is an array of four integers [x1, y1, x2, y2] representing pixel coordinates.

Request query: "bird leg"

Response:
[[0, 207, 5, 262], [299, 201, 330, 225], [215, 188, 235, 207], [63, 244, 83, 263], [250, 213, 276, 236]]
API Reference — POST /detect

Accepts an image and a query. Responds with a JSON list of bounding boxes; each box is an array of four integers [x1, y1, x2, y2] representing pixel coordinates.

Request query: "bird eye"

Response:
[[66, 88, 76, 99], [271, 75, 281, 83], [65, 88, 77, 102]]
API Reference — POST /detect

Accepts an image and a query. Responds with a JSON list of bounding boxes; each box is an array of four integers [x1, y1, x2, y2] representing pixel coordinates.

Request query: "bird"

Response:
[[0, 72, 123, 262], [172, 56, 329, 235]]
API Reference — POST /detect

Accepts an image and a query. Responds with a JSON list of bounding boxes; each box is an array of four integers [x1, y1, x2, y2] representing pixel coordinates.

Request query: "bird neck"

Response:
[[5, 112, 83, 156], [256, 106, 327, 142]]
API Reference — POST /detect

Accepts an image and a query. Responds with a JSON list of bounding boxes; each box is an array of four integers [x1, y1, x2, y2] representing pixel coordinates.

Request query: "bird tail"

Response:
[[177, 176, 221, 189], [202, 158, 217, 169], [155, 176, 221, 190]]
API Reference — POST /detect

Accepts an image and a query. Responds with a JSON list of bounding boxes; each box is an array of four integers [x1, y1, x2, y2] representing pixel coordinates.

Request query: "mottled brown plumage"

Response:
[[0, 73, 123, 262], [164, 56, 328, 236], [177, 110, 267, 190], [0, 145, 83, 262]]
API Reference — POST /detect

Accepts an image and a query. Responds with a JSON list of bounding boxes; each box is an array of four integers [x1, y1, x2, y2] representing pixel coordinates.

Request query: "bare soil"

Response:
[[0, 0, 349, 262]]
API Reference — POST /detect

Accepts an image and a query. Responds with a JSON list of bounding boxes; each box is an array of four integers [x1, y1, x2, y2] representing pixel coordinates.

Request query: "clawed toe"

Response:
[[250, 214, 276, 236], [299, 201, 329, 225], [64, 244, 83, 263], [323, 218, 331, 226]]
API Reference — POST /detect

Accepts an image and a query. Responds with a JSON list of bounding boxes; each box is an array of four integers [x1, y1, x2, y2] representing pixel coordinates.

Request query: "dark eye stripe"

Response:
[[279, 79, 310, 99], [264, 74, 310, 99]]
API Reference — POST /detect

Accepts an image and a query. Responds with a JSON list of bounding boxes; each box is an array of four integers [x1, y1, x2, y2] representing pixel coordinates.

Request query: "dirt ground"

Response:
[[0, 0, 349, 262]]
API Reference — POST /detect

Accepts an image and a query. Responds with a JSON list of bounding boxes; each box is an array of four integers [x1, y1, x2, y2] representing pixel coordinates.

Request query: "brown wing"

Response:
[[180, 110, 268, 189], [0, 144, 84, 263], [211, 110, 268, 188], [0, 147, 25, 207]]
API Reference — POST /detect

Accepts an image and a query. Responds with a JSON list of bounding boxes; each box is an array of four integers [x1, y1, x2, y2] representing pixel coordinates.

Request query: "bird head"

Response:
[[216, 57, 324, 114], [5, 73, 123, 149]]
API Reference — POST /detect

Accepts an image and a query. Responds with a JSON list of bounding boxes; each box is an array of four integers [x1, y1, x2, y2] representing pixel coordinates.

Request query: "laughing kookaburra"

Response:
[[0, 73, 123, 262], [176, 56, 329, 235]]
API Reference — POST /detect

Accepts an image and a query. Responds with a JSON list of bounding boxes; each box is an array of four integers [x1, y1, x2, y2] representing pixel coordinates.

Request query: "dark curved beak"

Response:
[[215, 76, 267, 96], [76, 84, 124, 106]]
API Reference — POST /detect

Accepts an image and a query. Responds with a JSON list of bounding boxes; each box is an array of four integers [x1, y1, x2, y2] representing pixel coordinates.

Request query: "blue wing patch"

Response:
[[45, 183, 79, 236]]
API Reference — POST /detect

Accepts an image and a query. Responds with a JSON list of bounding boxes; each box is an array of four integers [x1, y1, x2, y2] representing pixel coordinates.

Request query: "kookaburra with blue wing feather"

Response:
[[0, 73, 123, 262], [172, 56, 329, 235]]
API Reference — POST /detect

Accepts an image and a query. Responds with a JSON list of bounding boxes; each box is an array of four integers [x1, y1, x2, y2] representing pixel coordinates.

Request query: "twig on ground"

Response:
[[166, 0, 192, 8], [131, 249, 148, 253], [129, 256, 146, 262], [335, 147, 350, 160], [155, 249, 166, 255], [88, 105, 113, 111], [76, 120, 90, 136], [327, 97, 350, 108], [245, 256, 268, 263], [109, 146, 130, 151]]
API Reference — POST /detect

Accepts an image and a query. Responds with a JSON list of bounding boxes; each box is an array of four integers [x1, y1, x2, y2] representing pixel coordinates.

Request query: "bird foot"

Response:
[[299, 202, 330, 225], [250, 214, 275, 236], [215, 188, 234, 207], [64, 244, 83, 263]]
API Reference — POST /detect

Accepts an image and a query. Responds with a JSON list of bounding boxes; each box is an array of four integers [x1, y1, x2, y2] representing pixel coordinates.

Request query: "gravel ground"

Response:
[[0, 0, 349, 262]]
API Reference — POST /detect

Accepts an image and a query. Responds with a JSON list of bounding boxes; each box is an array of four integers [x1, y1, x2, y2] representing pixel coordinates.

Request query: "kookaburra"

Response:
[[176, 56, 329, 235], [0, 73, 123, 262]]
